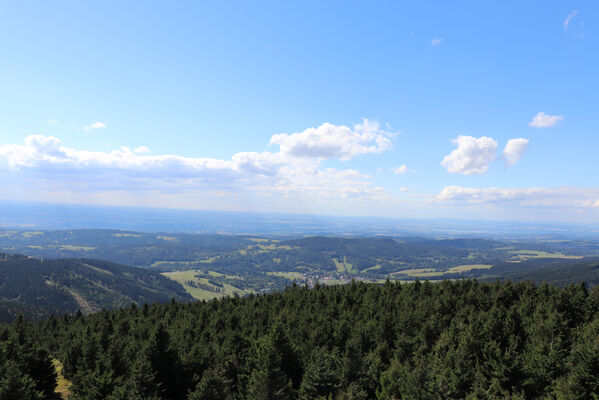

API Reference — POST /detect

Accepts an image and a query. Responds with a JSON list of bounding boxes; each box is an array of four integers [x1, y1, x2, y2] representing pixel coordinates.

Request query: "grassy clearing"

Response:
[[362, 264, 382, 273], [156, 235, 178, 242], [509, 250, 582, 260], [248, 238, 270, 243], [198, 256, 218, 263], [333, 256, 356, 273], [22, 231, 44, 237], [395, 268, 445, 277], [267, 271, 304, 280], [257, 244, 294, 251], [447, 264, 493, 273], [53, 358, 72, 399], [59, 245, 96, 251], [240, 243, 295, 255], [162, 270, 252, 300]]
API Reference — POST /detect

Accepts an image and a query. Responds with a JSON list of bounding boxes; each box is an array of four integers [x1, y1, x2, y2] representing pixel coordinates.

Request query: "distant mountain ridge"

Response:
[[0, 253, 192, 323]]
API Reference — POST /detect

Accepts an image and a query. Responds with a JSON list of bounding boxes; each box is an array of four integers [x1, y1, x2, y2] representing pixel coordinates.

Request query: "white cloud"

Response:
[[0, 120, 394, 202], [594, 200, 599, 208], [436, 186, 599, 208], [399, 187, 411, 192], [529, 112, 563, 128], [431, 38, 443, 46], [441, 135, 498, 175], [133, 146, 151, 154], [47, 119, 58, 125], [502, 138, 529, 167], [270, 119, 393, 161], [84, 121, 107, 131], [564, 10, 579, 30], [394, 165, 408, 174]]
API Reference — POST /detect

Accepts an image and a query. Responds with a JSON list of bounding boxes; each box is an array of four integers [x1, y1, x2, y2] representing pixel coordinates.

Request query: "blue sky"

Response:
[[0, 1, 598, 222]]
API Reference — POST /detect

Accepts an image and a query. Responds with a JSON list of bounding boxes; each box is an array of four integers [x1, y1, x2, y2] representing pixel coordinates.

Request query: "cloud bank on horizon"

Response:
[[1, 116, 598, 222], [0, 120, 392, 205]]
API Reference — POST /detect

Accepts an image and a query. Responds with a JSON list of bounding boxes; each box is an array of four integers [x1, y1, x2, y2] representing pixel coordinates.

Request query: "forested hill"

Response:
[[0, 254, 192, 323], [3, 280, 599, 399]]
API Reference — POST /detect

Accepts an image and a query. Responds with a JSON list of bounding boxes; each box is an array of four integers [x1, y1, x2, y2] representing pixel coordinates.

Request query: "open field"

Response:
[[162, 269, 253, 300], [447, 264, 493, 273], [395, 268, 446, 277], [267, 271, 304, 280], [22, 231, 44, 237], [333, 256, 356, 273], [362, 264, 382, 273], [248, 238, 270, 243], [58, 245, 96, 251], [156, 235, 178, 242], [509, 250, 583, 260]]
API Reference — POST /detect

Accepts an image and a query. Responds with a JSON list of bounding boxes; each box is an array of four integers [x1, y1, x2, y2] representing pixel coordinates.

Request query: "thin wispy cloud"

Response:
[[436, 186, 599, 209], [563, 10, 579, 30], [47, 119, 59, 125], [84, 121, 107, 131], [529, 112, 563, 128], [431, 38, 443, 46], [563, 10, 584, 38]]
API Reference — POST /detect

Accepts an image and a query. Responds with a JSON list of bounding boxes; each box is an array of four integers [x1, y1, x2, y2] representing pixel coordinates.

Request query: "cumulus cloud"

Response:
[[270, 119, 393, 161], [0, 119, 394, 202], [431, 38, 443, 46], [441, 136, 498, 175], [529, 112, 563, 128], [436, 186, 599, 208], [564, 10, 579, 30], [502, 138, 529, 167], [84, 121, 107, 131], [133, 146, 151, 154], [394, 165, 408, 174]]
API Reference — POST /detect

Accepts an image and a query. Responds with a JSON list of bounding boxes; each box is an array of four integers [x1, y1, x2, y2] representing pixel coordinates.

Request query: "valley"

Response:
[[1, 229, 599, 315]]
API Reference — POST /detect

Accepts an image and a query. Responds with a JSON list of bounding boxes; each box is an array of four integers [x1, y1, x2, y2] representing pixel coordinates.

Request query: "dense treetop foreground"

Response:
[[2, 280, 599, 399]]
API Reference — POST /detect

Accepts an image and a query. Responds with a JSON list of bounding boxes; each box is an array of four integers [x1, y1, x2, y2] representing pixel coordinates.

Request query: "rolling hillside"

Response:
[[0, 253, 192, 322]]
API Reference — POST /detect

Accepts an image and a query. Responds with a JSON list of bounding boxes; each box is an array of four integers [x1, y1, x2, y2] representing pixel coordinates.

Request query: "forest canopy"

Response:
[[2, 279, 599, 399]]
